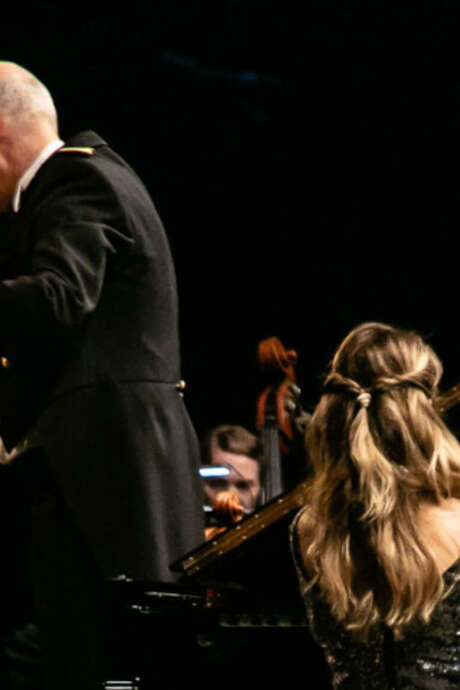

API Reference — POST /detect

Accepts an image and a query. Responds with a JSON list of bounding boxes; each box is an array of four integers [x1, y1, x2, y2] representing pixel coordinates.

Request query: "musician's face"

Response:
[[204, 448, 261, 512]]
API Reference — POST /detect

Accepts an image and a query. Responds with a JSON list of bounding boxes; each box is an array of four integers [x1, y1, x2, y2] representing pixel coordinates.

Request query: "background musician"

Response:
[[201, 425, 262, 513]]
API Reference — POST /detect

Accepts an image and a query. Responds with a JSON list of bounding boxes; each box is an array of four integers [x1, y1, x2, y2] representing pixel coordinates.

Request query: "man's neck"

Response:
[[11, 137, 64, 212]]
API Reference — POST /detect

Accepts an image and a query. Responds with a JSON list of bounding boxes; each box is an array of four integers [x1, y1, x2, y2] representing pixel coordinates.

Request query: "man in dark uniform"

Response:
[[0, 61, 203, 688]]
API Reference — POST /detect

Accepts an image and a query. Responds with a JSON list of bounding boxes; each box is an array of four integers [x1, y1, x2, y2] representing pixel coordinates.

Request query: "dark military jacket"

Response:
[[0, 131, 203, 581]]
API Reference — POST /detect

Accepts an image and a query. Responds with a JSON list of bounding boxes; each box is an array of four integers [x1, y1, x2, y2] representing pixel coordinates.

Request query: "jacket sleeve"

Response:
[[0, 157, 134, 341]]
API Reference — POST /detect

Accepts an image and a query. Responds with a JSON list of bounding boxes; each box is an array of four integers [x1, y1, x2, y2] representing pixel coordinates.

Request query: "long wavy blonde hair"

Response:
[[299, 322, 460, 639]]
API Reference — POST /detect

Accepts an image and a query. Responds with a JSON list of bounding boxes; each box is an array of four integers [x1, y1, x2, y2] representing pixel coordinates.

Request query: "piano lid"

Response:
[[170, 480, 309, 584]]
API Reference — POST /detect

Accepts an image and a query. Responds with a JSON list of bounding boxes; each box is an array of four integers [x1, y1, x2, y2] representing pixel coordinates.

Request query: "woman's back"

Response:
[[291, 506, 460, 690]]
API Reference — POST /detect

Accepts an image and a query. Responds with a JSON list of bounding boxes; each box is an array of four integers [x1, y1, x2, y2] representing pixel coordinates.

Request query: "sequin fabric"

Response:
[[290, 509, 460, 689]]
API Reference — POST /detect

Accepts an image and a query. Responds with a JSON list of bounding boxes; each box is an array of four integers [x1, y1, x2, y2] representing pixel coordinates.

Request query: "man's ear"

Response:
[[0, 116, 14, 157]]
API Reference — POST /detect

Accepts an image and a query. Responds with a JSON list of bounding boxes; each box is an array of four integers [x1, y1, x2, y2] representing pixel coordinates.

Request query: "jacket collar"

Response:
[[12, 138, 64, 213], [11, 131, 107, 215]]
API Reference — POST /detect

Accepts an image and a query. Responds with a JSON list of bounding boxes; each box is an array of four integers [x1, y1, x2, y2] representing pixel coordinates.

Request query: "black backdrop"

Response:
[[4, 2, 460, 435]]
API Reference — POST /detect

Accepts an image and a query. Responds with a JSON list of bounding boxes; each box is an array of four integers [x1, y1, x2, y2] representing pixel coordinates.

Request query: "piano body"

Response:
[[105, 480, 332, 689]]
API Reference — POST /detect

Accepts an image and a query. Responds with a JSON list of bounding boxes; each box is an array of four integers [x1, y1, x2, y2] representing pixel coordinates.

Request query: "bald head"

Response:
[[0, 63, 59, 212], [0, 62, 58, 134]]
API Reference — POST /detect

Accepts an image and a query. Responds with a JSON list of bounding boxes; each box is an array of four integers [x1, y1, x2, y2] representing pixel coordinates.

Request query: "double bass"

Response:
[[256, 336, 310, 503], [203, 336, 308, 539]]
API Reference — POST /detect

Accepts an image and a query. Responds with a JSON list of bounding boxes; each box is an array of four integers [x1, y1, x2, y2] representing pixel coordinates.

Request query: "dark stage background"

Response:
[[1, 5, 459, 687], [4, 2, 460, 435]]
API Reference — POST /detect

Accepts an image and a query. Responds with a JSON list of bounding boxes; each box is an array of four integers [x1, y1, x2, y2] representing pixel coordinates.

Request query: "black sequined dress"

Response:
[[290, 509, 460, 690]]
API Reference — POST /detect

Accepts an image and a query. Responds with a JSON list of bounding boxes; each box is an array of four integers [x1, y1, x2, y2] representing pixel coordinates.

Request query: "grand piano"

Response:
[[103, 479, 331, 689]]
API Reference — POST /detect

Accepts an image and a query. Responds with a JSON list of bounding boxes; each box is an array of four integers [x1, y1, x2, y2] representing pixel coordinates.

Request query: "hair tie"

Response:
[[356, 391, 371, 408], [374, 376, 433, 399]]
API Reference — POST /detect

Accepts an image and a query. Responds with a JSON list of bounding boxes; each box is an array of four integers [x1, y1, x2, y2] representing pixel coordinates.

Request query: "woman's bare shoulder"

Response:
[[418, 497, 460, 574]]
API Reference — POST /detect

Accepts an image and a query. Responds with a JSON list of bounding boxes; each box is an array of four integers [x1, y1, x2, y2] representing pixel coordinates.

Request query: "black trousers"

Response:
[[26, 448, 109, 690], [2, 448, 183, 689]]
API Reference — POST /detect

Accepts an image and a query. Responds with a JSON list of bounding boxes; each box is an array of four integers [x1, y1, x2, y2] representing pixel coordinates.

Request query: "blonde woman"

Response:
[[291, 322, 460, 689]]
